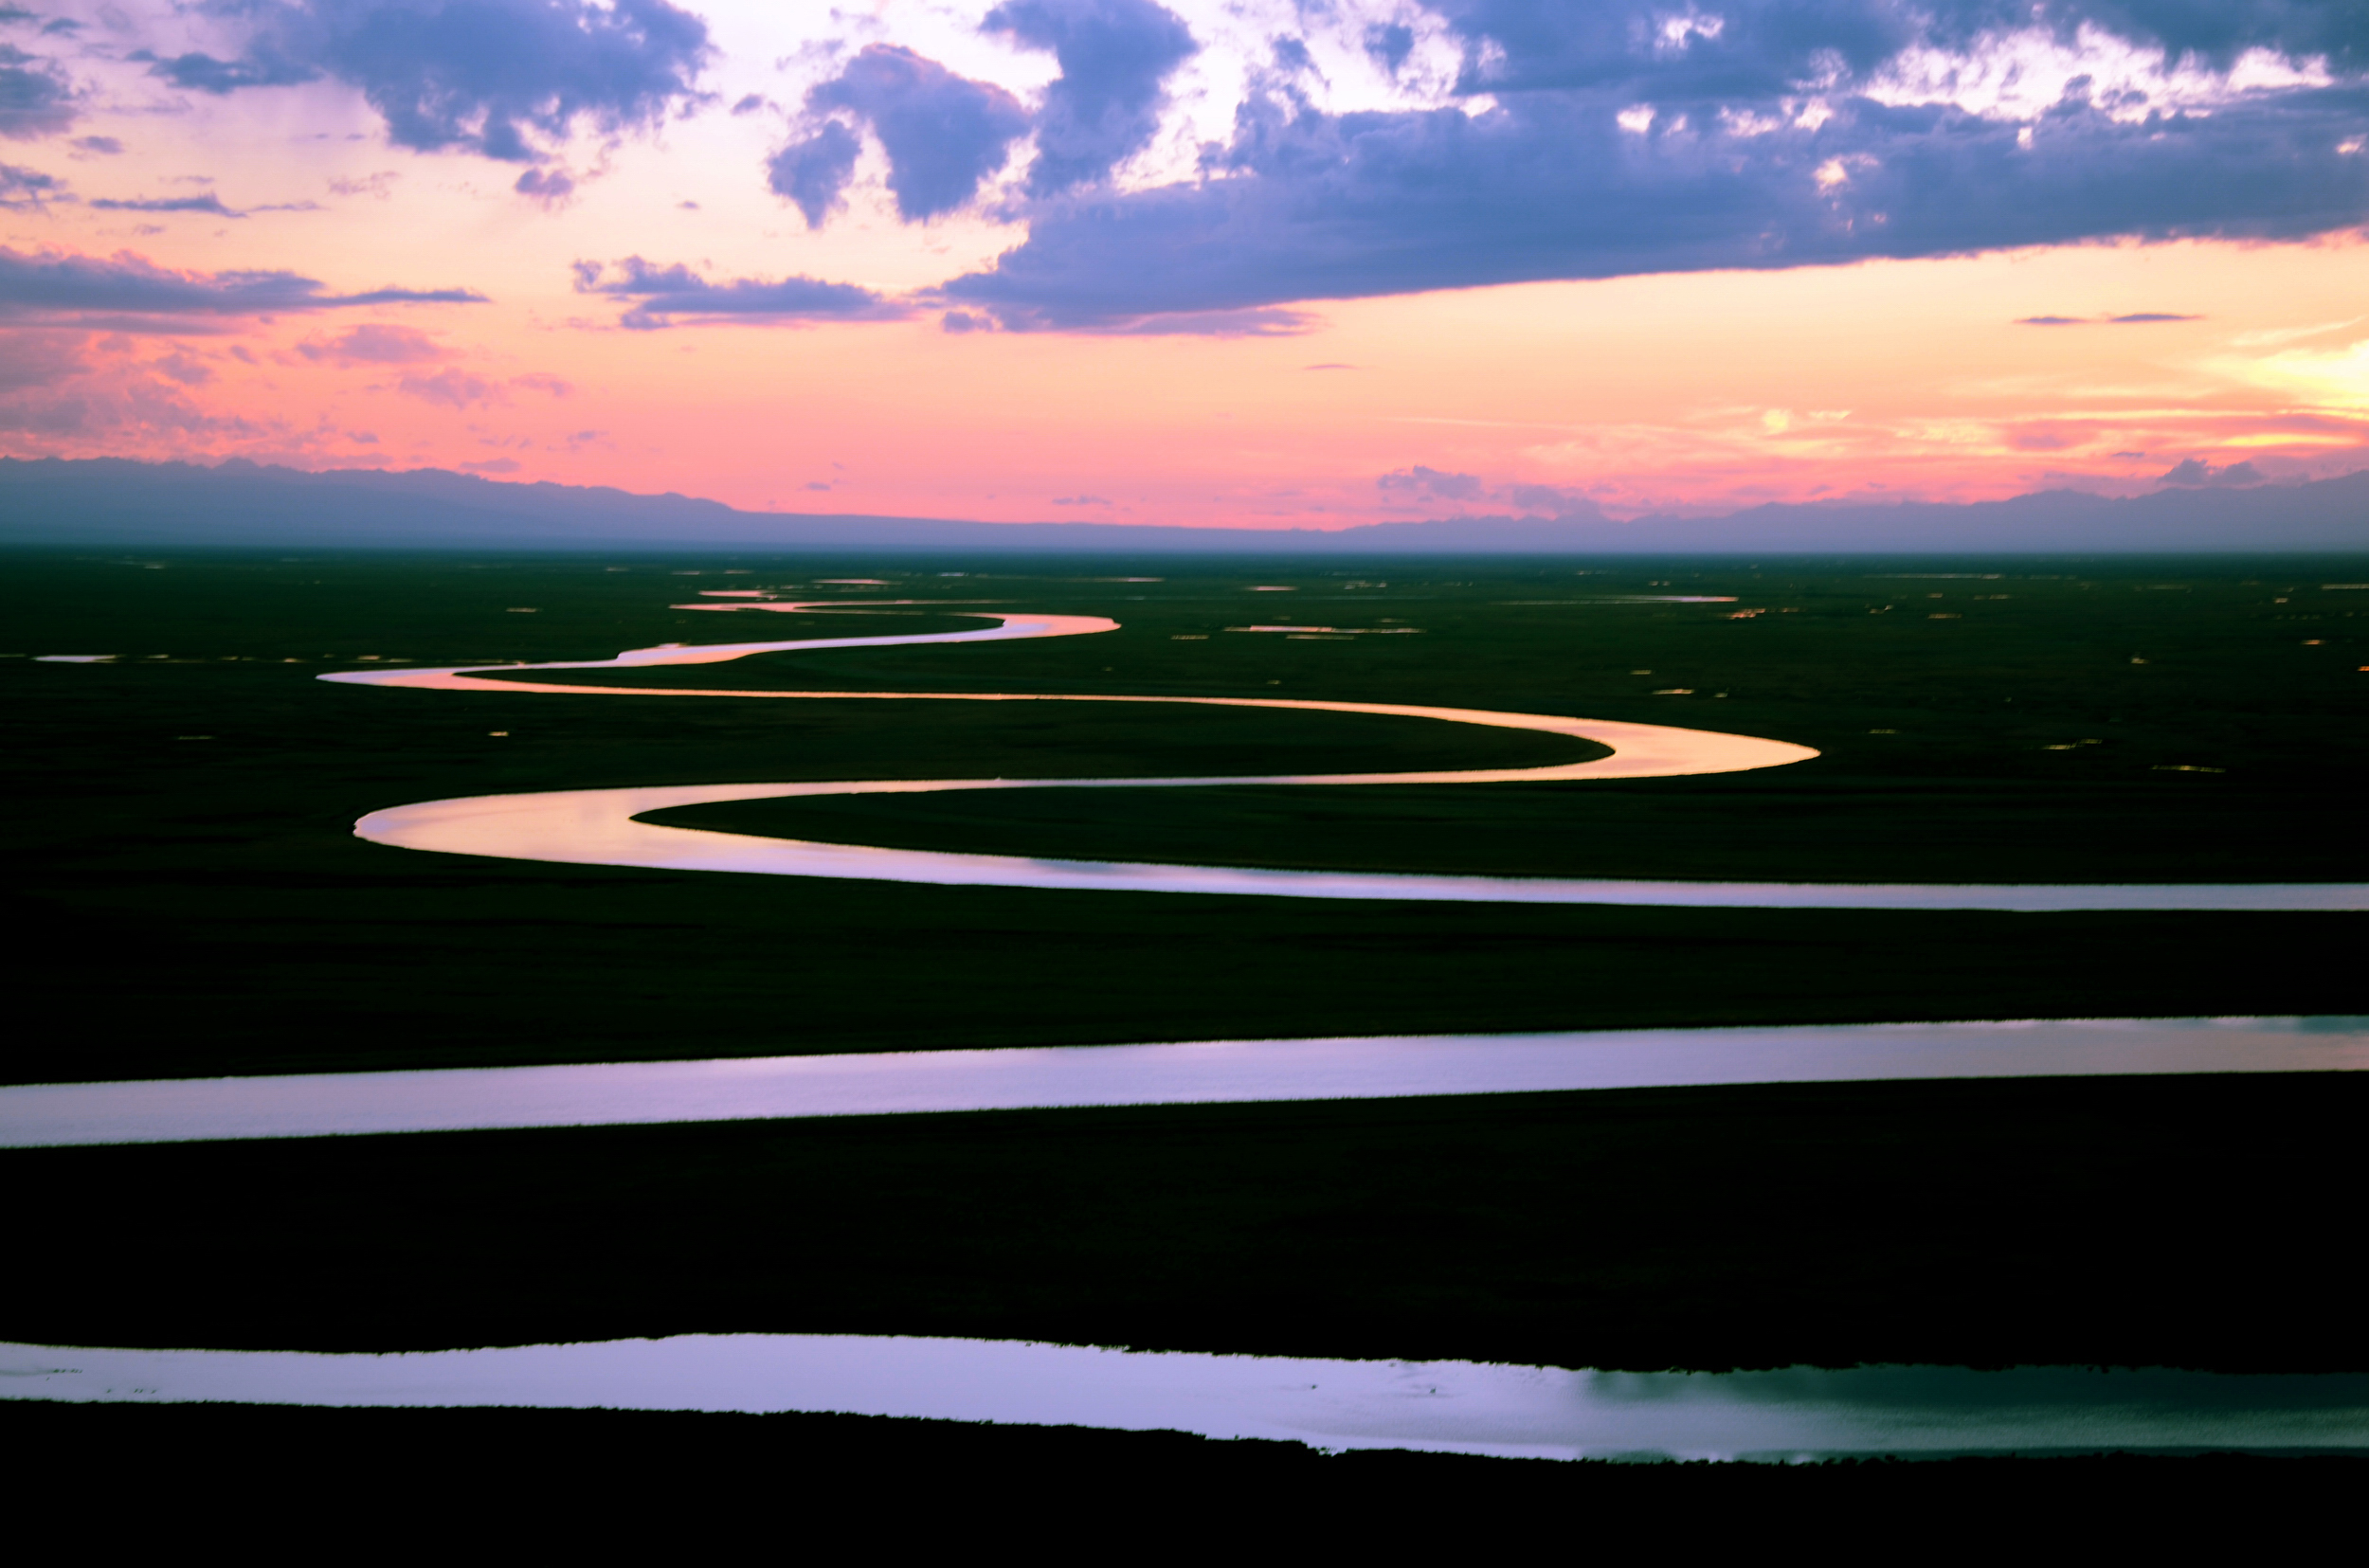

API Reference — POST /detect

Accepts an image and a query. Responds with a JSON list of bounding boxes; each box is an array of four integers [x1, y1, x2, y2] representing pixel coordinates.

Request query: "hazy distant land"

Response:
[[6, 456, 2367, 553]]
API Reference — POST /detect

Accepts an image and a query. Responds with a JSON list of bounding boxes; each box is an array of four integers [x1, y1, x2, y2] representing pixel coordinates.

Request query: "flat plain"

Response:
[[4, 548, 2364, 1379]]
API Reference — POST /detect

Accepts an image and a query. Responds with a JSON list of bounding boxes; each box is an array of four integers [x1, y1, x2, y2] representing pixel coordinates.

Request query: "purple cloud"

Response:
[[298, 323, 448, 364], [571, 256, 909, 329], [141, 0, 712, 164], [767, 117, 861, 227], [1379, 464, 1604, 517], [2160, 458, 2270, 488], [91, 192, 245, 217], [895, 0, 2369, 327], [0, 157, 55, 207], [395, 367, 499, 406], [0, 244, 486, 325], [140, 43, 319, 95], [793, 45, 1029, 222], [514, 167, 575, 207], [0, 41, 75, 138], [982, 0, 1197, 195], [1378, 465, 1485, 500], [2018, 312, 2204, 325]]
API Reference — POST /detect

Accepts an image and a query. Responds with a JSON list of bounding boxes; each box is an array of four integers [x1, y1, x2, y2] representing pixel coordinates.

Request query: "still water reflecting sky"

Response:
[[9, 1336, 2365, 1462], [7, 1018, 2362, 1148], [328, 604, 2363, 909]]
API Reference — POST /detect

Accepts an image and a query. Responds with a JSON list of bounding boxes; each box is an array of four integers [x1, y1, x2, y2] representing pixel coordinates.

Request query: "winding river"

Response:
[[13, 597, 2361, 1454], [327, 601, 2369, 910]]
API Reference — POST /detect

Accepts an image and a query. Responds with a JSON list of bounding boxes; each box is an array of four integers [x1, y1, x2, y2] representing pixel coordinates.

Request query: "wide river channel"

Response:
[[9, 1336, 2366, 1461]]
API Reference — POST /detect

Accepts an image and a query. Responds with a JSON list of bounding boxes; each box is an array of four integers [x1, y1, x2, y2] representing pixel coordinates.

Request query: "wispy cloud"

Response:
[[571, 257, 908, 330], [90, 193, 244, 217], [0, 245, 486, 327], [2017, 313, 2202, 326]]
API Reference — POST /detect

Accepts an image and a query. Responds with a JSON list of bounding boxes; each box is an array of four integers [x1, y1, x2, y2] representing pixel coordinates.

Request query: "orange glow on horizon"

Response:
[[9, 222, 2366, 526]]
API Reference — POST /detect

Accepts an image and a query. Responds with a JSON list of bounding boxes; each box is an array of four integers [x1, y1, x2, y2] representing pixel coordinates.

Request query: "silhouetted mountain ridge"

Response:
[[3, 457, 2364, 552]]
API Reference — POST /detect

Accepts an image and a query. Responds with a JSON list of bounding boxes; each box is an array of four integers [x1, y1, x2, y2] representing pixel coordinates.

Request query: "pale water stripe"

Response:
[[324, 604, 2366, 910], [7, 1336, 2365, 1461], [355, 779, 2369, 910], [6, 1017, 2361, 1148]]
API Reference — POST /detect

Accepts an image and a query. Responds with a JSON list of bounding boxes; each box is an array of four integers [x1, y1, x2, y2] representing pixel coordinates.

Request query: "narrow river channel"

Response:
[[324, 602, 2369, 909]]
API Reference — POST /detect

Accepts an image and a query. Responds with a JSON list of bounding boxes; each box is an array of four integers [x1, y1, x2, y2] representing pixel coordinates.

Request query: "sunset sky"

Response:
[[3, 0, 2366, 528]]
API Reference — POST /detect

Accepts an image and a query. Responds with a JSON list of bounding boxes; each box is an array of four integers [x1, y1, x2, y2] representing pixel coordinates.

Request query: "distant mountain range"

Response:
[[3, 457, 2366, 554]]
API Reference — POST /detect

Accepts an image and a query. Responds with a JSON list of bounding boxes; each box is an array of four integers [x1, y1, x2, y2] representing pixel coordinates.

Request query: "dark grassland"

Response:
[[3, 548, 2364, 1383], [3, 549, 2362, 1083], [14, 1403, 2362, 1540], [10, 1075, 2363, 1371]]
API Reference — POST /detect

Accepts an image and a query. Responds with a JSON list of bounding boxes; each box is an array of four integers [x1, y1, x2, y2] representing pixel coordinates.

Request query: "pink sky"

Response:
[[5, 1, 2366, 527]]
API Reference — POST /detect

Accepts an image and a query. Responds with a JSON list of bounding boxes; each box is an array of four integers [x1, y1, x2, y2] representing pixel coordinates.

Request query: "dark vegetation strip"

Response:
[[8, 1074, 2360, 1372], [659, 772, 2369, 884], [5, 879, 2360, 1082]]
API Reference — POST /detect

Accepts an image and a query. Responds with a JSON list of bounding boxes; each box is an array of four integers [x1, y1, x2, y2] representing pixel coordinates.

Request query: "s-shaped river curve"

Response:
[[328, 602, 2369, 911]]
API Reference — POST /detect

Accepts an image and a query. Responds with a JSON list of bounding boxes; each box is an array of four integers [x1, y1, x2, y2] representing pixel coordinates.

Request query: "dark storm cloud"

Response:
[[1, 41, 76, 138], [571, 256, 910, 329], [981, 0, 1197, 194], [143, 0, 712, 162], [797, 45, 1031, 221], [0, 245, 486, 321], [904, 0, 2369, 327]]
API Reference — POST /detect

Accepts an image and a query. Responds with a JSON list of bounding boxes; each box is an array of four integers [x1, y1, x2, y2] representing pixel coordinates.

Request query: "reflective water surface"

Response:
[[6, 1017, 2361, 1148], [8, 1336, 2365, 1461], [324, 604, 2368, 909]]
